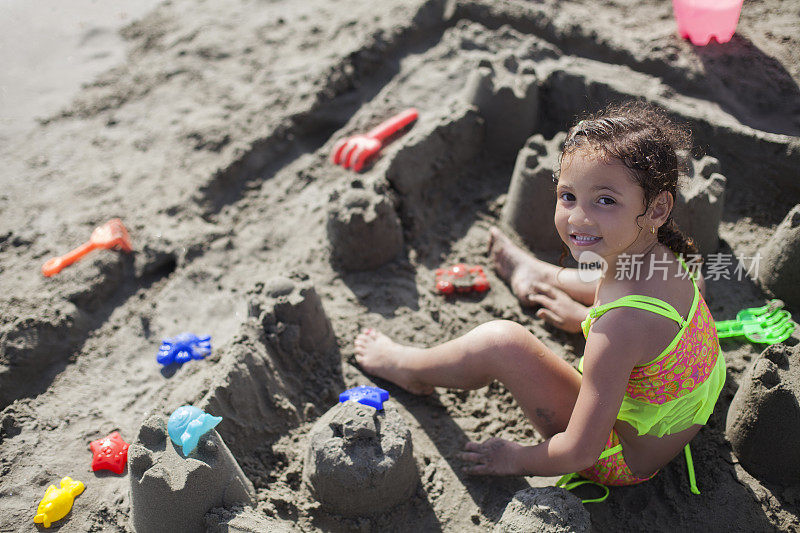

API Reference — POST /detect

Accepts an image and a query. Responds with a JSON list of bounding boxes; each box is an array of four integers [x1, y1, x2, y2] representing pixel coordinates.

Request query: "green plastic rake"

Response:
[[715, 300, 795, 344]]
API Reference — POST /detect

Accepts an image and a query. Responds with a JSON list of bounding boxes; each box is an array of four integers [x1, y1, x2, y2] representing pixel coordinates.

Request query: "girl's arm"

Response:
[[461, 308, 645, 476], [551, 267, 598, 306]]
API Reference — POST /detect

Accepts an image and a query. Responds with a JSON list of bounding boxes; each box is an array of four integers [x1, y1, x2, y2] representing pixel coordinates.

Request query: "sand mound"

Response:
[[495, 486, 590, 533]]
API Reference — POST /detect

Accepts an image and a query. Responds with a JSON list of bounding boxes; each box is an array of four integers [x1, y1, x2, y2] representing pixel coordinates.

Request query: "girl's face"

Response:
[[554, 148, 656, 265]]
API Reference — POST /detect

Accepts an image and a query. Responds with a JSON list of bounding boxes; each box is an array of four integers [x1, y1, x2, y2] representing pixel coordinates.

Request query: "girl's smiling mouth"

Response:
[[570, 233, 601, 246]]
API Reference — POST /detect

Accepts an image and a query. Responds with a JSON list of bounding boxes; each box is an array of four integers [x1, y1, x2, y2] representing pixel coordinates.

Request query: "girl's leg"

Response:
[[489, 226, 596, 306], [354, 320, 582, 438]]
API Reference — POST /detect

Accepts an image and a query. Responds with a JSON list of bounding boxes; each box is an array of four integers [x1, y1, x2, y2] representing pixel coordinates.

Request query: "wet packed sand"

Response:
[[1, 0, 800, 531]]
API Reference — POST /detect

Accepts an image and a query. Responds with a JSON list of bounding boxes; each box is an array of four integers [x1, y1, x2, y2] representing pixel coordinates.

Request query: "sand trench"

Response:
[[1, 0, 800, 531]]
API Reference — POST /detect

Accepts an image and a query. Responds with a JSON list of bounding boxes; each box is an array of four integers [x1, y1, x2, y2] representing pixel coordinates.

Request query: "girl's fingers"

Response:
[[536, 308, 564, 326], [528, 293, 555, 308], [532, 282, 558, 297], [457, 451, 485, 463], [463, 441, 486, 452], [462, 463, 489, 475]]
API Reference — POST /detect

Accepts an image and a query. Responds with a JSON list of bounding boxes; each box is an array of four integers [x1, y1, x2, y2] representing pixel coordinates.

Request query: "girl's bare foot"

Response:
[[488, 226, 555, 305], [354, 329, 435, 395]]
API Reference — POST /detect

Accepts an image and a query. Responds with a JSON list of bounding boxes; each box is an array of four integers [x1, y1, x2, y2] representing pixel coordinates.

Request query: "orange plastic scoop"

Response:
[[42, 218, 133, 277]]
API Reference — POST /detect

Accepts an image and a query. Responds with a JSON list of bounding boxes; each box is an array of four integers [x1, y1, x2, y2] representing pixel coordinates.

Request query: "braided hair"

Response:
[[558, 101, 700, 261]]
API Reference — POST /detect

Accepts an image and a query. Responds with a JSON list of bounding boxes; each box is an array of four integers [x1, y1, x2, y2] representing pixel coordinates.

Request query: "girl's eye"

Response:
[[598, 196, 616, 206], [559, 192, 575, 202]]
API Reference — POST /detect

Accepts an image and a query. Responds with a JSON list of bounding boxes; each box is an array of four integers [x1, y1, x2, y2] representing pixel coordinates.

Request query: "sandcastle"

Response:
[[326, 180, 404, 271], [726, 343, 800, 485], [758, 204, 800, 309], [494, 486, 591, 533], [501, 133, 565, 251], [197, 275, 344, 457], [128, 415, 255, 533], [303, 400, 418, 516], [3, 1, 799, 530], [672, 155, 727, 256], [385, 102, 484, 237], [462, 54, 539, 158], [125, 275, 345, 531]]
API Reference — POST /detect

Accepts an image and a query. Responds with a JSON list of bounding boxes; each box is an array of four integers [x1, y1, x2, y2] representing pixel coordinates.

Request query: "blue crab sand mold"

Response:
[[157, 333, 211, 366], [303, 400, 418, 516], [128, 415, 255, 533], [494, 487, 591, 533]]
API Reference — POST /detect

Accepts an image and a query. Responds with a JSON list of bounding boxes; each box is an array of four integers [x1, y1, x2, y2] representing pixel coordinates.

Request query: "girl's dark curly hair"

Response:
[[558, 100, 700, 261]]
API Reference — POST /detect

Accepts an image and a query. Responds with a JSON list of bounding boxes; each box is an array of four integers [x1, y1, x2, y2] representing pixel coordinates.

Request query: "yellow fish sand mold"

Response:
[[33, 476, 85, 528]]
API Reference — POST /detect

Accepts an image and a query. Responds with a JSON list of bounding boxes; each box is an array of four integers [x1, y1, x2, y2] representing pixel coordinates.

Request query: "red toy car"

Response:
[[435, 264, 490, 295]]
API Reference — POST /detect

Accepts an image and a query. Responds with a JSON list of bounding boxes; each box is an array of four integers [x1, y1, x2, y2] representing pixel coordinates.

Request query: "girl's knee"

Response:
[[463, 320, 547, 385], [470, 320, 538, 355]]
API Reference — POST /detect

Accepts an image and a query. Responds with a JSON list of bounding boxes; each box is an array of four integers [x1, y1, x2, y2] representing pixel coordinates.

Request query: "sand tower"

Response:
[[303, 400, 418, 516], [758, 204, 800, 309], [326, 181, 404, 271], [462, 54, 539, 159], [726, 343, 800, 484], [128, 415, 255, 532]]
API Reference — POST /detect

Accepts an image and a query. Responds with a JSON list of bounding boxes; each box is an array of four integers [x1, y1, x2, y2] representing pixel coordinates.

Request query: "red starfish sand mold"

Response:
[[89, 431, 129, 474]]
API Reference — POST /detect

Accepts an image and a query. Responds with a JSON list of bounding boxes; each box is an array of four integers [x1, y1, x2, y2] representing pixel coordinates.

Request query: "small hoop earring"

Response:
[[651, 226, 656, 235]]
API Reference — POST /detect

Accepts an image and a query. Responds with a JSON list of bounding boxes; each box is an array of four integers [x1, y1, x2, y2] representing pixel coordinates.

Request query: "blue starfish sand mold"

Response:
[[339, 385, 390, 410]]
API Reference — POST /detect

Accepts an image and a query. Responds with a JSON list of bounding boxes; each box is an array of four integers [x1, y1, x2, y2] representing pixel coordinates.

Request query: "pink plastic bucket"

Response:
[[672, 0, 744, 46]]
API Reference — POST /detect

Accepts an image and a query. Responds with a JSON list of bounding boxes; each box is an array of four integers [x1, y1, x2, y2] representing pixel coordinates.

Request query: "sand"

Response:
[[1, 0, 799, 531]]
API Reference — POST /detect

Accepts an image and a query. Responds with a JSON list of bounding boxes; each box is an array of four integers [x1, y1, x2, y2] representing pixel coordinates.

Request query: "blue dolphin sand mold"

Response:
[[157, 333, 212, 366], [167, 405, 222, 456], [339, 385, 390, 410]]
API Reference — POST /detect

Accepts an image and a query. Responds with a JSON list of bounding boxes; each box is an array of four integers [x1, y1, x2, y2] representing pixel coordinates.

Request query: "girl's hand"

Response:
[[528, 282, 587, 334], [458, 438, 526, 476]]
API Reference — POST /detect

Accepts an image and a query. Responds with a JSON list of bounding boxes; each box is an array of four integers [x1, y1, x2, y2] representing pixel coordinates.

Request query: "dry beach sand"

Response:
[[2, 0, 800, 531]]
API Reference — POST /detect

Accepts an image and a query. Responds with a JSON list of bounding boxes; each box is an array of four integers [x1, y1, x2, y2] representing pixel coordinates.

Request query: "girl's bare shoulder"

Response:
[[591, 251, 695, 365]]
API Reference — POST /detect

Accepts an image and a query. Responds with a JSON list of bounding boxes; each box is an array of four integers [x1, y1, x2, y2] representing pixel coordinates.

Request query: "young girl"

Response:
[[354, 102, 725, 489]]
